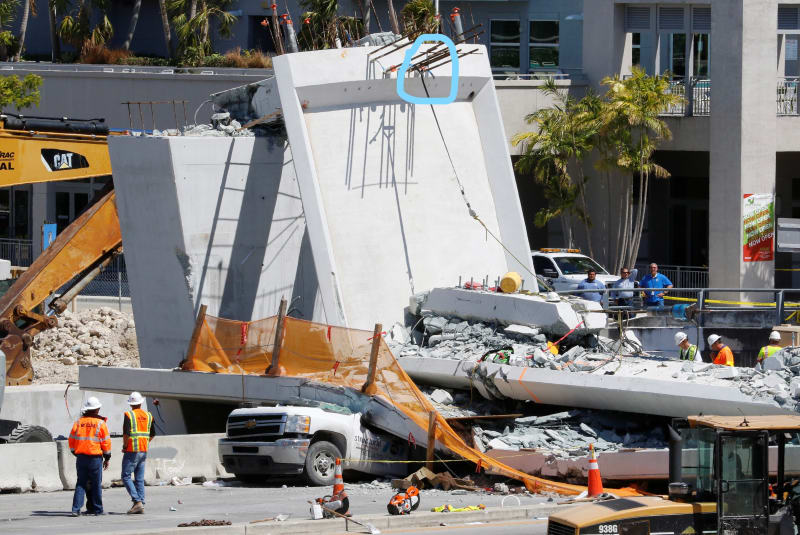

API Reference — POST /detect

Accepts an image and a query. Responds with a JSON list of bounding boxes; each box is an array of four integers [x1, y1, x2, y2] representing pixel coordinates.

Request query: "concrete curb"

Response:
[[0, 442, 62, 492], [93, 503, 571, 535]]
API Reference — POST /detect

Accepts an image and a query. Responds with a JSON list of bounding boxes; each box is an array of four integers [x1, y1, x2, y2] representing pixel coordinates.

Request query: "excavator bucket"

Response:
[[1, 189, 122, 385]]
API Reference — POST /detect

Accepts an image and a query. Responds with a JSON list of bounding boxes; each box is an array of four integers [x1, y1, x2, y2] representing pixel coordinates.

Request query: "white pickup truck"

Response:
[[218, 402, 409, 485]]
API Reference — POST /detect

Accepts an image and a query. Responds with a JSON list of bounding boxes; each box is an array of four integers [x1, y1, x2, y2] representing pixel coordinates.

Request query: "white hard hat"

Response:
[[707, 334, 721, 346], [127, 391, 144, 406], [674, 332, 688, 345], [81, 396, 102, 412], [770, 331, 781, 342]]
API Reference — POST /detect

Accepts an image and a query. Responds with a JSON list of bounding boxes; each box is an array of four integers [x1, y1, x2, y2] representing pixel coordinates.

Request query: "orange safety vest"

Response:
[[69, 416, 111, 456], [124, 408, 153, 453], [711, 345, 735, 367]]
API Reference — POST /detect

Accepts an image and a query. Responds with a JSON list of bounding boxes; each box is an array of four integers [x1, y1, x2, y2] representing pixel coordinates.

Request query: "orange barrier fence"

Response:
[[183, 313, 639, 496]]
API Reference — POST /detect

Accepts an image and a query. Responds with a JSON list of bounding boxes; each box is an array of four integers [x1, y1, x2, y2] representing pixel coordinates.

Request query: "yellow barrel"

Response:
[[499, 271, 522, 293]]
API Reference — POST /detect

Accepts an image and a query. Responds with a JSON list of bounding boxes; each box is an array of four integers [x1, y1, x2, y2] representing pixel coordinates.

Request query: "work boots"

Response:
[[127, 501, 144, 514]]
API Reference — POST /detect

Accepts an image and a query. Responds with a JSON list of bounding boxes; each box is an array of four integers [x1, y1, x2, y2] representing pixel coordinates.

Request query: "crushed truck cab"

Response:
[[219, 403, 408, 486]]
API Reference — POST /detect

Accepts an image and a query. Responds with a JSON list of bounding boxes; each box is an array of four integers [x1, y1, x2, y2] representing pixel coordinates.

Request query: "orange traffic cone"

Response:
[[587, 443, 604, 497], [333, 458, 345, 496]]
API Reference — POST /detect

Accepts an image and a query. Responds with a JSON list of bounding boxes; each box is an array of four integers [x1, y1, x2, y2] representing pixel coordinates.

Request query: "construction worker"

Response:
[[675, 332, 701, 362], [69, 396, 111, 517], [121, 391, 155, 515], [757, 331, 783, 365], [708, 334, 734, 367]]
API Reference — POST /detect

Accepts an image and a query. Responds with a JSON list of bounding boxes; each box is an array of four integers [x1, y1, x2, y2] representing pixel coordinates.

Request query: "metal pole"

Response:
[[362, 323, 382, 394], [267, 297, 288, 376], [426, 412, 436, 471], [117, 270, 122, 311], [777, 290, 785, 326]]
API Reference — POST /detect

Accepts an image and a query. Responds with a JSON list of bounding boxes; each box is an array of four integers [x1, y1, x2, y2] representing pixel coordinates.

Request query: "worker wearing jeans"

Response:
[[121, 392, 155, 514], [69, 396, 111, 516]]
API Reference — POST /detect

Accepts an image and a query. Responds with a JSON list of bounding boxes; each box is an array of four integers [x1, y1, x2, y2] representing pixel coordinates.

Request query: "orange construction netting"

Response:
[[183, 313, 640, 496]]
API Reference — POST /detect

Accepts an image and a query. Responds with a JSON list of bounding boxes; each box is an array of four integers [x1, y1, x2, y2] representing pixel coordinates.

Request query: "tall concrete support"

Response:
[[709, 0, 776, 289], [581, 0, 628, 92]]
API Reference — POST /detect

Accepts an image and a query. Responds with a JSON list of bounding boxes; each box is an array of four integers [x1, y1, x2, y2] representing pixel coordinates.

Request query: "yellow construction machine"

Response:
[[547, 415, 800, 535], [0, 114, 123, 387]]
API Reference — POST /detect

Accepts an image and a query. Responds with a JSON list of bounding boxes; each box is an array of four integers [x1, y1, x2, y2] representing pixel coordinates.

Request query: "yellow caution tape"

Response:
[[664, 295, 800, 307]]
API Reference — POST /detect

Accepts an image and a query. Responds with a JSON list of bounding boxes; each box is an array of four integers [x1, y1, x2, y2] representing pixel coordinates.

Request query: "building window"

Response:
[[529, 20, 559, 68], [13, 189, 28, 239], [632, 33, 641, 66], [670, 33, 686, 77], [693, 33, 709, 76], [490, 20, 520, 70]]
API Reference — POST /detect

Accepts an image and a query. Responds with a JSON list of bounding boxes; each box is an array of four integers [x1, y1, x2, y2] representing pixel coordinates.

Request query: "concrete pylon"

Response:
[[709, 0, 776, 292]]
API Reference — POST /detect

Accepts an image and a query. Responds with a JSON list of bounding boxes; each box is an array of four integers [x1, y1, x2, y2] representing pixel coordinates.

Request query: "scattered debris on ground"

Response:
[[178, 519, 232, 527], [31, 307, 139, 384]]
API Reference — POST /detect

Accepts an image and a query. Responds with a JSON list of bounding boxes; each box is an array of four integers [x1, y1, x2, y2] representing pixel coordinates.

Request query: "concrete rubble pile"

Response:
[[31, 307, 139, 384], [391, 312, 800, 413], [421, 386, 668, 459]]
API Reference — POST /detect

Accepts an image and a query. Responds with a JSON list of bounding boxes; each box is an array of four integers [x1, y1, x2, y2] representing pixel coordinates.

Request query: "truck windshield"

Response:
[[554, 256, 608, 276], [681, 426, 716, 500]]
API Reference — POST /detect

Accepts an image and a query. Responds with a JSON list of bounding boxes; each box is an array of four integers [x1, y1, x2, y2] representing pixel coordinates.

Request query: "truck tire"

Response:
[[7, 424, 53, 443], [305, 440, 342, 486]]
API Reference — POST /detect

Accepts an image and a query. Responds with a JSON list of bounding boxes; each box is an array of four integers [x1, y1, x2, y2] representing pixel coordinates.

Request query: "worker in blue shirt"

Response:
[[576, 269, 605, 302], [639, 263, 673, 308]]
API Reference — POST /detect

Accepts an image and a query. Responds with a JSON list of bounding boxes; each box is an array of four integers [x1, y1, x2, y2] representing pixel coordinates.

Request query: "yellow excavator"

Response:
[[547, 415, 800, 535], [0, 113, 123, 388]]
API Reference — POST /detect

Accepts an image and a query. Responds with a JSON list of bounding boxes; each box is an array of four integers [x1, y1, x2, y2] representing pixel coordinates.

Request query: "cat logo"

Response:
[[0, 150, 14, 171], [41, 149, 90, 172]]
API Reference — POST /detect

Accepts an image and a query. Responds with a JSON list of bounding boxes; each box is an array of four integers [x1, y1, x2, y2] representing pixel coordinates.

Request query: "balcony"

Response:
[[660, 76, 710, 117], [656, 77, 800, 117]]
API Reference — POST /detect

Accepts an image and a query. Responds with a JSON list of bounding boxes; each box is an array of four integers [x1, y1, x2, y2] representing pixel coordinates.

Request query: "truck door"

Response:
[[716, 430, 769, 534]]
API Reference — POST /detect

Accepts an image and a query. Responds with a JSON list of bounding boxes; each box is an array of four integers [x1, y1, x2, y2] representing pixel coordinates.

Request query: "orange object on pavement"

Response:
[[587, 443, 604, 497], [69, 416, 111, 456], [388, 485, 420, 515], [712, 345, 734, 367]]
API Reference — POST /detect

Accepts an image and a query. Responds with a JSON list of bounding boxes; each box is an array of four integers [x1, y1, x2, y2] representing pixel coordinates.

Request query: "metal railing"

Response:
[[660, 77, 710, 117], [0, 238, 33, 266], [778, 77, 800, 115], [633, 264, 709, 292], [564, 287, 800, 326]]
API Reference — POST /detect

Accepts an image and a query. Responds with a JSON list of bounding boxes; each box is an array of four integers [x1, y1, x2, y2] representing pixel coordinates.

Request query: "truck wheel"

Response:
[[305, 440, 342, 486], [7, 425, 53, 443]]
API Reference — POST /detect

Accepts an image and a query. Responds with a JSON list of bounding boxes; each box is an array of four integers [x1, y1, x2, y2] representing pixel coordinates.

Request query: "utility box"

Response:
[[772, 324, 800, 347]]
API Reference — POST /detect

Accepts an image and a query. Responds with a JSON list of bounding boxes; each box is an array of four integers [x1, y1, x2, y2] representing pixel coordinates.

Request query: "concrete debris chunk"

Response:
[[423, 316, 447, 335], [486, 438, 517, 451], [503, 324, 541, 338], [712, 366, 739, 380], [430, 389, 454, 405], [762, 355, 785, 371], [579, 423, 597, 438]]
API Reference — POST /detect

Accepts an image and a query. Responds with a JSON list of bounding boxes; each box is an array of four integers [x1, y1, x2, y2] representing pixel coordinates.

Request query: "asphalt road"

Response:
[[0, 482, 557, 535]]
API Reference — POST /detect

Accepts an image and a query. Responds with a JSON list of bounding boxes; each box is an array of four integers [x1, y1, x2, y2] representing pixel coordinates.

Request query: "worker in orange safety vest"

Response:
[[121, 391, 155, 515], [708, 334, 734, 367], [69, 396, 111, 516]]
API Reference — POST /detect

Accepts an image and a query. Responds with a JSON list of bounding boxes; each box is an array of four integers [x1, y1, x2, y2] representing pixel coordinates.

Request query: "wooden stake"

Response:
[[184, 304, 207, 366], [426, 412, 436, 471], [267, 297, 287, 376], [361, 323, 382, 394]]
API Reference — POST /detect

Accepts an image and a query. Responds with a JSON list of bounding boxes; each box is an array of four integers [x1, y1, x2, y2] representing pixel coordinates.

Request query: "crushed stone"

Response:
[[31, 307, 139, 384]]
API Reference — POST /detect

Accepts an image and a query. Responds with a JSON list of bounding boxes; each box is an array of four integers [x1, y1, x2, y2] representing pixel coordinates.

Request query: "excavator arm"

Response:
[[0, 115, 124, 385]]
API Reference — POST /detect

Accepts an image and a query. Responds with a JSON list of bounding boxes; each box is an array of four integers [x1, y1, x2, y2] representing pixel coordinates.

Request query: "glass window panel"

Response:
[[693, 33, 709, 76], [632, 33, 641, 66], [529, 47, 559, 67], [74, 192, 89, 218], [13, 189, 28, 239], [0, 189, 9, 213], [490, 20, 520, 43], [55, 191, 70, 234], [720, 435, 767, 518], [671, 33, 686, 77], [490, 46, 520, 69], [529, 20, 558, 45]]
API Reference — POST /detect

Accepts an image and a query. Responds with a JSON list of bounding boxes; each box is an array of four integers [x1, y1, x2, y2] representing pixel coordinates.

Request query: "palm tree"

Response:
[[121, 0, 141, 50], [48, 0, 62, 61], [167, 0, 236, 63], [14, 0, 35, 61], [599, 66, 683, 269], [158, 0, 173, 59], [513, 80, 601, 254]]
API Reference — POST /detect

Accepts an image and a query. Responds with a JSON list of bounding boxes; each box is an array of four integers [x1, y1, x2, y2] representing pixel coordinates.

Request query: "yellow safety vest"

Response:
[[124, 409, 153, 453], [757, 344, 781, 363]]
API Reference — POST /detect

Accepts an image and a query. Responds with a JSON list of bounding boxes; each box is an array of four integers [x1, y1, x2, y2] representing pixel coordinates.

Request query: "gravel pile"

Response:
[[31, 307, 139, 384]]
